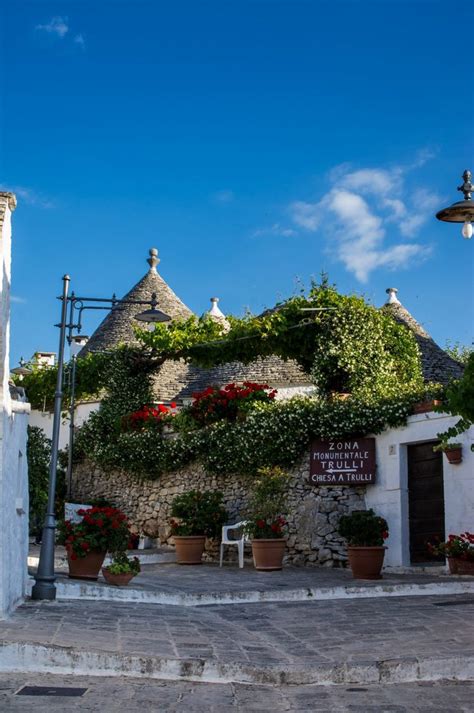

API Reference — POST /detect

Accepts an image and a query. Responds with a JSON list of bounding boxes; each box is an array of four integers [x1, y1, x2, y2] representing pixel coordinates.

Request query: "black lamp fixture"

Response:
[[10, 357, 32, 380], [134, 292, 172, 324], [436, 169, 474, 239]]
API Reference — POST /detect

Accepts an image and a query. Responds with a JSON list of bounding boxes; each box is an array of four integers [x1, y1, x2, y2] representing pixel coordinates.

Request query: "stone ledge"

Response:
[[25, 576, 474, 607], [0, 641, 472, 687]]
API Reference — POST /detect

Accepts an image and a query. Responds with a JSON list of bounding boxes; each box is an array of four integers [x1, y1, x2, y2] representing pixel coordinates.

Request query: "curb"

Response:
[[26, 578, 474, 607], [0, 641, 472, 686]]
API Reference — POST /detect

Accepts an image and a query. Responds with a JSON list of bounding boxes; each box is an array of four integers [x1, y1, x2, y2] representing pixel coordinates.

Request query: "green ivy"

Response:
[[76, 385, 437, 478], [436, 352, 474, 449], [27, 426, 66, 537]]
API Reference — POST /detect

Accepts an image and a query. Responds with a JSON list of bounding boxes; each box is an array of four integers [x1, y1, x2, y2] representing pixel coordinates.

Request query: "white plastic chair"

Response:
[[219, 521, 249, 568]]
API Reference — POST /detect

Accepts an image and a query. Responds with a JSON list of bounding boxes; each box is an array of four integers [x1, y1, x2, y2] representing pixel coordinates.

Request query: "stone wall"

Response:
[[72, 456, 365, 567]]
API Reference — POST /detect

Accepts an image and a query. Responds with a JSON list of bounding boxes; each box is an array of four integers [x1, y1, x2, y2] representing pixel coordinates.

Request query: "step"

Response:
[[0, 641, 472, 687], [25, 576, 474, 607], [27, 549, 176, 569]]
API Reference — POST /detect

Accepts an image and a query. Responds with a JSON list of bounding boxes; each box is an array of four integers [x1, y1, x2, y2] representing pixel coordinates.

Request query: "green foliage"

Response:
[[444, 341, 473, 366], [73, 281, 428, 479], [436, 353, 474, 448], [26, 426, 66, 536], [170, 490, 227, 537], [77, 385, 434, 478], [18, 352, 110, 411], [27, 426, 50, 535], [135, 280, 423, 400], [106, 551, 141, 575], [338, 509, 389, 547], [244, 467, 289, 539]]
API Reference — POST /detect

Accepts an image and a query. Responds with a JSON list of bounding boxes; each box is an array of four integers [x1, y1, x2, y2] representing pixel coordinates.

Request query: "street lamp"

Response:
[[65, 334, 89, 500], [31, 276, 171, 601], [436, 169, 474, 239]]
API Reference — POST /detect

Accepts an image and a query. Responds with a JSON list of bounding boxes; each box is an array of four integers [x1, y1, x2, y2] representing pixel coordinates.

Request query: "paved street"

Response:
[[0, 673, 472, 712], [0, 594, 473, 685]]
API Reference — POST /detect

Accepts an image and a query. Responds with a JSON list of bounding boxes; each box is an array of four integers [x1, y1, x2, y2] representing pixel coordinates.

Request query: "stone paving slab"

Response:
[[0, 594, 473, 686], [0, 673, 473, 712]]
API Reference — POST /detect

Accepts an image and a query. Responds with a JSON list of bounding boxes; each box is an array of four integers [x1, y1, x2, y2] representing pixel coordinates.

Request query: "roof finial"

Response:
[[147, 247, 160, 272], [385, 287, 401, 305]]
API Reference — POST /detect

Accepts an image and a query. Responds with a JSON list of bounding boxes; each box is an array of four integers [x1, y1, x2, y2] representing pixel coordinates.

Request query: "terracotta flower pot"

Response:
[[251, 539, 286, 571], [444, 447, 462, 465], [412, 399, 443, 414], [347, 546, 386, 580], [173, 535, 206, 564], [67, 550, 107, 580], [447, 557, 474, 575], [102, 568, 136, 586]]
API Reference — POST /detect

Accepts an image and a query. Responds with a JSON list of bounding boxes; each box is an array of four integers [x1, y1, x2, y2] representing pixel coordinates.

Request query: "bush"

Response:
[[58, 506, 132, 559], [244, 467, 289, 539], [170, 490, 227, 537], [338, 509, 389, 547]]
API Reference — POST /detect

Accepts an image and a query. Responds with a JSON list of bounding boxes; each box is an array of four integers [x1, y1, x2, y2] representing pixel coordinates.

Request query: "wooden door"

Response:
[[407, 442, 445, 563]]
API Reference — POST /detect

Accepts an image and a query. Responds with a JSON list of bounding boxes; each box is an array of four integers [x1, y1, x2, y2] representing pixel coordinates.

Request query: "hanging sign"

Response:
[[310, 437, 376, 485]]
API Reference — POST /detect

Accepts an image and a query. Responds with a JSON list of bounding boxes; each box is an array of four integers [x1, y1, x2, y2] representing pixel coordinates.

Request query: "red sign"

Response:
[[310, 438, 376, 486]]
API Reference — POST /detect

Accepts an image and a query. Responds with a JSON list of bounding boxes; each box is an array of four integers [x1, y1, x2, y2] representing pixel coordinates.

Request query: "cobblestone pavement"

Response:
[[0, 673, 472, 712], [1, 594, 473, 670]]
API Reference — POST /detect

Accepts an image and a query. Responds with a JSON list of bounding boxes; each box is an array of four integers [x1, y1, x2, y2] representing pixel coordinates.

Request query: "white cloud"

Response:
[[74, 34, 85, 48], [289, 152, 436, 282], [6, 186, 53, 209], [10, 295, 27, 304], [36, 16, 69, 38], [252, 223, 297, 238], [213, 190, 235, 204]]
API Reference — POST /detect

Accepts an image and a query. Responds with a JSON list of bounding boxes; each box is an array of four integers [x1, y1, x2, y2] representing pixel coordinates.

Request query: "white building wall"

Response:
[[368, 412, 474, 568], [0, 193, 30, 617], [29, 400, 101, 450]]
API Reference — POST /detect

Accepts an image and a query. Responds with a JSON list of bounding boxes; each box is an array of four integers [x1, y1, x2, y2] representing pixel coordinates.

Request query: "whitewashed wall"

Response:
[[29, 400, 100, 450], [0, 193, 30, 617], [368, 412, 474, 568]]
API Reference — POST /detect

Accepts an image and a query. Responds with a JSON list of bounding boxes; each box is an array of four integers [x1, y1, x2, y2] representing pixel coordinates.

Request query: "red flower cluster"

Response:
[[254, 516, 287, 538], [190, 382, 277, 425], [59, 506, 132, 560], [122, 403, 177, 432], [427, 532, 474, 561]]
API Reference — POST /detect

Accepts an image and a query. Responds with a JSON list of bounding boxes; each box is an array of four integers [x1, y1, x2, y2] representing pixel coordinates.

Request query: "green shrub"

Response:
[[244, 467, 289, 539], [170, 490, 227, 537], [338, 509, 389, 547]]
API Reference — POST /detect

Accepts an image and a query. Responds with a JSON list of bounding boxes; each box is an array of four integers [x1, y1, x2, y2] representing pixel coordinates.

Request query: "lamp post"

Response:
[[436, 169, 474, 239], [31, 278, 171, 601]]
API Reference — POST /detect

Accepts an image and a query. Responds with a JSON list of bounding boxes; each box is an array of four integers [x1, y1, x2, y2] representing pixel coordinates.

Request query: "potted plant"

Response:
[[338, 509, 389, 580], [244, 467, 289, 571], [58, 505, 132, 580], [428, 533, 474, 575], [102, 551, 141, 586], [433, 441, 463, 464], [170, 490, 227, 564]]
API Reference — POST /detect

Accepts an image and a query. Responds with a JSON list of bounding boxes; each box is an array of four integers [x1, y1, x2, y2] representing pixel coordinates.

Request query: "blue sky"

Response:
[[2, 0, 473, 366]]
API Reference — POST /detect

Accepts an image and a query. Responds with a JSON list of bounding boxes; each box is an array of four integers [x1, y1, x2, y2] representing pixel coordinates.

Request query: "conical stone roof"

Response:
[[381, 288, 464, 385], [80, 249, 193, 356]]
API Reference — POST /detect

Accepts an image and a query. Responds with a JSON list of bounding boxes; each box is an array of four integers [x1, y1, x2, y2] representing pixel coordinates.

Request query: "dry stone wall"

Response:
[[72, 456, 365, 567]]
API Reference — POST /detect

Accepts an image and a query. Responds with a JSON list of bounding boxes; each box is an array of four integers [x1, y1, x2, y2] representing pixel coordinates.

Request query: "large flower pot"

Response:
[[67, 550, 107, 580], [101, 568, 136, 586], [174, 535, 206, 564], [347, 546, 386, 580], [444, 447, 462, 465], [251, 539, 286, 571], [412, 400, 443, 414], [448, 557, 474, 575]]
